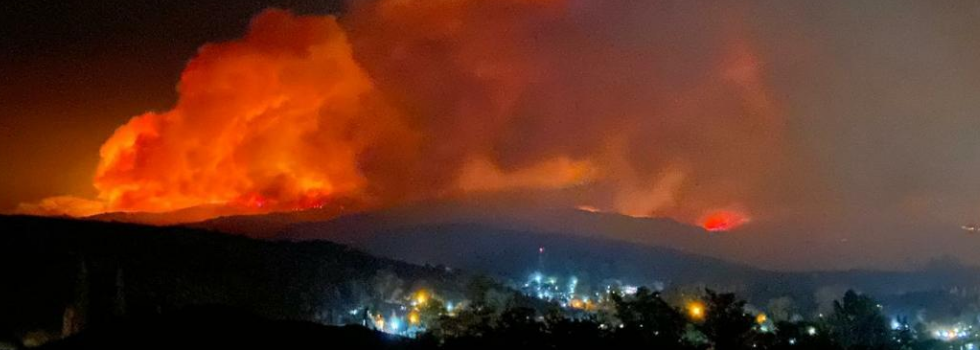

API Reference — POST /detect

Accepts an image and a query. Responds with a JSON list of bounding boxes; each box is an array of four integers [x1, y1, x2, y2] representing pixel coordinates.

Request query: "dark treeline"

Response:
[[0, 215, 466, 346], [39, 286, 952, 350], [0, 215, 964, 350], [414, 286, 943, 350]]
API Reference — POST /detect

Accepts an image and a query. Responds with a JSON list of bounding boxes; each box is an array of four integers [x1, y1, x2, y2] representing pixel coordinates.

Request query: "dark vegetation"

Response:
[[40, 306, 415, 350], [0, 215, 968, 349], [0, 215, 463, 344], [38, 289, 950, 350]]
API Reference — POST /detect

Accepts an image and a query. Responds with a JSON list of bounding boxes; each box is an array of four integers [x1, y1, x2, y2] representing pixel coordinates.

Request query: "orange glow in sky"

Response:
[[15, 1, 784, 231]]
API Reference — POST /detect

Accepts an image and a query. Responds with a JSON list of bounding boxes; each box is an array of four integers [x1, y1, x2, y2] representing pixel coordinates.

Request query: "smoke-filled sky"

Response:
[[3, 0, 980, 269]]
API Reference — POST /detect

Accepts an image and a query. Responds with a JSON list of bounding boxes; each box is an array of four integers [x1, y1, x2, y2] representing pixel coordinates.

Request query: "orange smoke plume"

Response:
[[23, 0, 788, 229], [94, 10, 395, 213]]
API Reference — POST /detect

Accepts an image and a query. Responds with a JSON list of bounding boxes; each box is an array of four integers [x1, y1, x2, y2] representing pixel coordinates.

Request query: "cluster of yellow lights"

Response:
[[756, 313, 768, 324], [408, 311, 421, 325]]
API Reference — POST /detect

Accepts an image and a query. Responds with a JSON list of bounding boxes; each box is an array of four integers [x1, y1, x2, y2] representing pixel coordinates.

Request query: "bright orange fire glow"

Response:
[[91, 10, 383, 214], [19, 1, 787, 229], [700, 210, 750, 232]]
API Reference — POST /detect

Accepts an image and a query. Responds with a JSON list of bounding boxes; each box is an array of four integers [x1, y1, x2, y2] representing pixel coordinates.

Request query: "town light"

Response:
[[415, 290, 428, 305], [687, 301, 706, 320]]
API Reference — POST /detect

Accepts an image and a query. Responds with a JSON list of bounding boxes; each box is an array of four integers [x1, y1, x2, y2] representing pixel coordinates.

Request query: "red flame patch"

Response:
[[700, 210, 749, 232]]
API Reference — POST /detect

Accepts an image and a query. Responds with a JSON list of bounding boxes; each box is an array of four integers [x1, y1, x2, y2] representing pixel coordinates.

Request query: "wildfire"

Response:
[[19, 0, 785, 230], [576, 205, 602, 213], [700, 210, 750, 232]]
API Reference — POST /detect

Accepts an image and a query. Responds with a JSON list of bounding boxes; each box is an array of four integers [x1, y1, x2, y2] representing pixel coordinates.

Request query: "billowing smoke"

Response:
[[22, 0, 791, 229]]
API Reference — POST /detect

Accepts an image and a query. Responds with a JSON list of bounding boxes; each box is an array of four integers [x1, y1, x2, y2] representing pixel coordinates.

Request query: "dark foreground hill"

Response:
[[0, 215, 464, 344], [40, 306, 413, 350]]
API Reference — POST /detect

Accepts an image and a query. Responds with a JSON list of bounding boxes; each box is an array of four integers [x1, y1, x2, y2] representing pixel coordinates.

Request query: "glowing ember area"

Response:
[[700, 211, 750, 232], [21, 0, 787, 227]]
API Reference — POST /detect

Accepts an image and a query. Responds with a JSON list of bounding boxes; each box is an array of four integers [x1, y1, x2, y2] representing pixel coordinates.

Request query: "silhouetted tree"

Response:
[[546, 317, 606, 349], [827, 290, 892, 350], [494, 306, 543, 347], [611, 287, 688, 348], [699, 289, 756, 350], [62, 258, 89, 338]]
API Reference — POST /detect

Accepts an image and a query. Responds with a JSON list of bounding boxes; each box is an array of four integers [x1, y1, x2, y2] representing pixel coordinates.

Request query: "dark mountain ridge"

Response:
[[0, 215, 464, 341], [284, 218, 980, 310]]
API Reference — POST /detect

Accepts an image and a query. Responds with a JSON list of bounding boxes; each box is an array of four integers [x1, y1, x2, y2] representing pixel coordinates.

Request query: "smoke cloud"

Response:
[[21, 0, 795, 228]]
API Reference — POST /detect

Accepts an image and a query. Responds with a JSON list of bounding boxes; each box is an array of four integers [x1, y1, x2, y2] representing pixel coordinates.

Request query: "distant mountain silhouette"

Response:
[[89, 190, 980, 270], [282, 217, 980, 308], [89, 198, 360, 234], [288, 221, 755, 286], [88, 204, 248, 226]]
